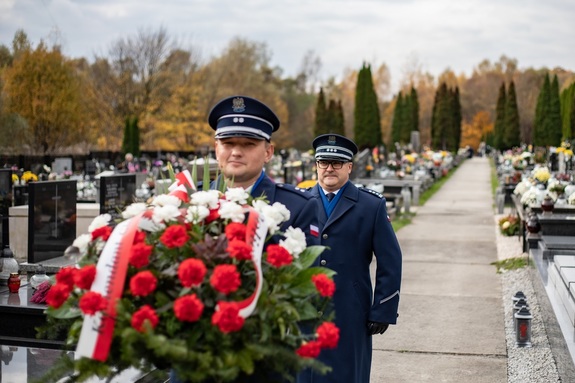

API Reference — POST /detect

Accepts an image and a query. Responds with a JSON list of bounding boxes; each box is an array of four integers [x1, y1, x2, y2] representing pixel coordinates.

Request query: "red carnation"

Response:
[[178, 258, 207, 287], [225, 222, 246, 241], [74, 265, 96, 289], [210, 265, 241, 294], [311, 274, 335, 297], [55, 267, 77, 289], [129, 242, 154, 268], [131, 305, 159, 333], [159, 224, 190, 248], [205, 208, 220, 223], [79, 291, 107, 315], [316, 322, 340, 349], [133, 230, 147, 244], [266, 244, 293, 268], [174, 294, 204, 322], [227, 240, 252, 261], [296, 340, 322, 358], [211, 301, 245, 333], [46, 284, 71, 308], [129, 271, 157, 297], [91, 225, 112, 241]]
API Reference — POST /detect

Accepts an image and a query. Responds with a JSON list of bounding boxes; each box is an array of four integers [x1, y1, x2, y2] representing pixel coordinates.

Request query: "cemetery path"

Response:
[[370, 156, 508, 383]]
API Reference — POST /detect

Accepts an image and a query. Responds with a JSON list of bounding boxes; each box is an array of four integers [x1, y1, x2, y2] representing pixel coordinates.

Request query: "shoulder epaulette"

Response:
[[359, 187, 384, 199], [276, 183, 313, 199]]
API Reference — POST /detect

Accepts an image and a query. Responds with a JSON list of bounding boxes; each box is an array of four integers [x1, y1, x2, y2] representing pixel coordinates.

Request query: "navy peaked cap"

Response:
[[313, 134, 358, 161], [208, 96, 280, 141]]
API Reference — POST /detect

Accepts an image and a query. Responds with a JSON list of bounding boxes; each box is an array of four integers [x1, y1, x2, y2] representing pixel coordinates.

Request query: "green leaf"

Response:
[[202, 156, 211, 191], [236, 349, 255, 375], [48, 305, 82, 319], [298, 246, 326, 269]]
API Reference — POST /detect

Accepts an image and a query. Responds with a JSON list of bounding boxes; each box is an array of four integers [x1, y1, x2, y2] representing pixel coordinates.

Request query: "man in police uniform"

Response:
[[298, 134, 402, 383], [207, 95, 319, 246]]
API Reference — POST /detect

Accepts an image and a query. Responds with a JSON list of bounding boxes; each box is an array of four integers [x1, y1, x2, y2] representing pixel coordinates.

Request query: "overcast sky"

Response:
[[1, 0, 573, 91]]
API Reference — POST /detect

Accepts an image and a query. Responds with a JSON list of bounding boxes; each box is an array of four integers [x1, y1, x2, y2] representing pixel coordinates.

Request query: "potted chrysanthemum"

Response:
[[39, 173, 338, 383]]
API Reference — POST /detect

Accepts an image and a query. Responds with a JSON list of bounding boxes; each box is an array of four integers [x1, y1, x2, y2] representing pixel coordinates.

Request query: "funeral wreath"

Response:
[[40, 171, 338, 383]]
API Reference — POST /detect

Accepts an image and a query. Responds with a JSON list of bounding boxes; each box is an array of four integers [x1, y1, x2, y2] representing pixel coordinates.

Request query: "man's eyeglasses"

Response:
[[316, 160, 347, 170]]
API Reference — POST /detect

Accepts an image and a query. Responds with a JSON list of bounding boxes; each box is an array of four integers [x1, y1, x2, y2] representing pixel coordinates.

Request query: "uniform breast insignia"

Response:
[[359, 187, 383, 199]]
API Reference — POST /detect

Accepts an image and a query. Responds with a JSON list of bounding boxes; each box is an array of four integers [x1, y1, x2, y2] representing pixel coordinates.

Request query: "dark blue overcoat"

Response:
[[298, 181, 402, 383]]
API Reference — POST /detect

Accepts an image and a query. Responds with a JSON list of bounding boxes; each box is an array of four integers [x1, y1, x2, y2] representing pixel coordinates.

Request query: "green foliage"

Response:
[[493, 82, 506, 150], [354, 62, 381, 149], [431, 82, 461, 151], [548, 75, 563, 145], [560, 83, 575, 140], [314, 87, 328, 136], [491, 257, 528, 273], [503, 81, 521, 149], [534, 73, 552, 146]]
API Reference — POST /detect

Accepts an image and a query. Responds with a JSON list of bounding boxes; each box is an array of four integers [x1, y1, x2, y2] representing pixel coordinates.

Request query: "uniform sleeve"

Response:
[[369, 197, 402, 324]]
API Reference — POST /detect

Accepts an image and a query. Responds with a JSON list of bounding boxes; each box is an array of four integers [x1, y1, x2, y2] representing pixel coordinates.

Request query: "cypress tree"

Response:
[[503, 81, 520, 149], [410, 87, 419, 133], [400, 91, 412, 144], [122, 116, 131, 155], [533, 73, 551, 146], [131, 117, 140, 157], [334, 100, 345, 135], [493, 82, 506, 150], [560, 83, 575, 140], [452, 86, 462, 151], [314, 88, 328, 136], [354, 63, 381, 149], [391, 92, 403, 147], [431, 83, 450, 150], [549, 74, 563, 145]]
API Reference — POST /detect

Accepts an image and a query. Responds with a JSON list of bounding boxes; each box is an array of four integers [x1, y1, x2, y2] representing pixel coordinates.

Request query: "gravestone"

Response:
[[52, 157, 73, 175], [0, 169, 12, 248], [99, 174, 137, 221], [27, 180, 77, 263]]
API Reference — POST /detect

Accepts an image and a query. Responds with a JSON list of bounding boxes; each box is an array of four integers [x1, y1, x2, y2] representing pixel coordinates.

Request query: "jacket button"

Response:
[[322, 234, 328, 239], [320, 259, 327, 266]]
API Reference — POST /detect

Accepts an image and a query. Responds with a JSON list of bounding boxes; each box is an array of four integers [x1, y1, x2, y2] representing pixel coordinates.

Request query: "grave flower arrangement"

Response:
[[41, 172, 338, 383], [498, 215, 520, 236], [532, 166, 551, 184]]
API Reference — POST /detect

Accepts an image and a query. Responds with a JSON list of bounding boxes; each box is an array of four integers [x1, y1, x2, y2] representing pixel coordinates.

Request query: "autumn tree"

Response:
[[461, 111, 493, 150], [3, 35, 88, 153], [354, 63, 381, 149]]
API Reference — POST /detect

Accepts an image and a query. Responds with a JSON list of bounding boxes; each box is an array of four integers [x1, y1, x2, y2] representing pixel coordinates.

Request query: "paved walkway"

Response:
[[371, 156, 508, 382]]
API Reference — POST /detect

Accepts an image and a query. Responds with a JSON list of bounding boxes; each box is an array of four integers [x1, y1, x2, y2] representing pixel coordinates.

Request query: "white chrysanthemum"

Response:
[[225, 187, 249, 205], [151, 194, 182, 207], [520, 189, 538, 205], [219, 201, 246, 223], [191, 190, 221, 209], [152, 204, 181, 224], [122, 203, 148, 219], [279, 227, 307, 258], [513, 180, 530, 196], [568, 192, 575, 205], [88, 214, 111, 233], [72, 234, 91, 254], [186, 205, 210, 224]]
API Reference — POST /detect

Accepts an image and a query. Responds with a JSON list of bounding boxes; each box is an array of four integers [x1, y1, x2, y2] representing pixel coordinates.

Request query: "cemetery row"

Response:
[[495, 144, 575, 366]]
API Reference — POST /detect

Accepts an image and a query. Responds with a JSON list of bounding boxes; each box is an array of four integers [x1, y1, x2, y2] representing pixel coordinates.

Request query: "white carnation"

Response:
[[72, 234, 91, 254], [255, 202, 290, 234], [122, 203, 148, 219], [219, 201, 246, 223], [186, 205, 210, 224], [152, 204, 181, 225], [279, 227, 307, 258], [191, 190, 221, 209], [151, 194, 182, 207], [88, 214, 111, 233], [225, 187, 249, 205]]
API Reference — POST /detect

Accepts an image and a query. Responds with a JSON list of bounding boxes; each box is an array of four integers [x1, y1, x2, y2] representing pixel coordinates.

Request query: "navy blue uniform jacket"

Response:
[[298, 181, 402, 383]]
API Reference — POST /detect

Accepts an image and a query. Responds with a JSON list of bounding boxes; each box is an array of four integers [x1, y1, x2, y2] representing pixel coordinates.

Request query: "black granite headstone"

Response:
[[27, 180, 77, 263], [99, 174, 136, 221], [0, 169, 12, 248]]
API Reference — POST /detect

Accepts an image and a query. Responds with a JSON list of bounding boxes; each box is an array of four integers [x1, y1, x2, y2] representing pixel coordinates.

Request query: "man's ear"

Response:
[[264, 143, 275, 163]]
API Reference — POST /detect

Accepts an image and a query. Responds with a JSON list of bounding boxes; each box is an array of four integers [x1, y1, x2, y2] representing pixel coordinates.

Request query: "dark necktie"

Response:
[[326, 192, 335, 202]]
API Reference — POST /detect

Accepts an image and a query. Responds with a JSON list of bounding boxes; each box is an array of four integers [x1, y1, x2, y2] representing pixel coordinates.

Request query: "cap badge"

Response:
[[232, 97, 246, 113], [328, 135, 336, 145]]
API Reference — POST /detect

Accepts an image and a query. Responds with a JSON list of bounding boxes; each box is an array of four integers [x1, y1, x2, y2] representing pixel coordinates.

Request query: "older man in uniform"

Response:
[[298, 133, 402, 383]]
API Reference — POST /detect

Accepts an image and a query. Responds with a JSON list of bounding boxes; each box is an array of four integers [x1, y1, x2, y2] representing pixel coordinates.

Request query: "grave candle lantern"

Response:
[[514, 306, 533, 347]]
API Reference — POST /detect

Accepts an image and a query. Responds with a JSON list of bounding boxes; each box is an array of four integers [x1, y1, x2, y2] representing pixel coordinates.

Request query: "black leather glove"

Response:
[[367, 321, 389, 335]]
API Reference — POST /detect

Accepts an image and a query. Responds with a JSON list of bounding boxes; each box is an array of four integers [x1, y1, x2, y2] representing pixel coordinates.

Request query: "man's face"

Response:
[[316, 160, 352, 192], [215, 137, 274, 188]]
